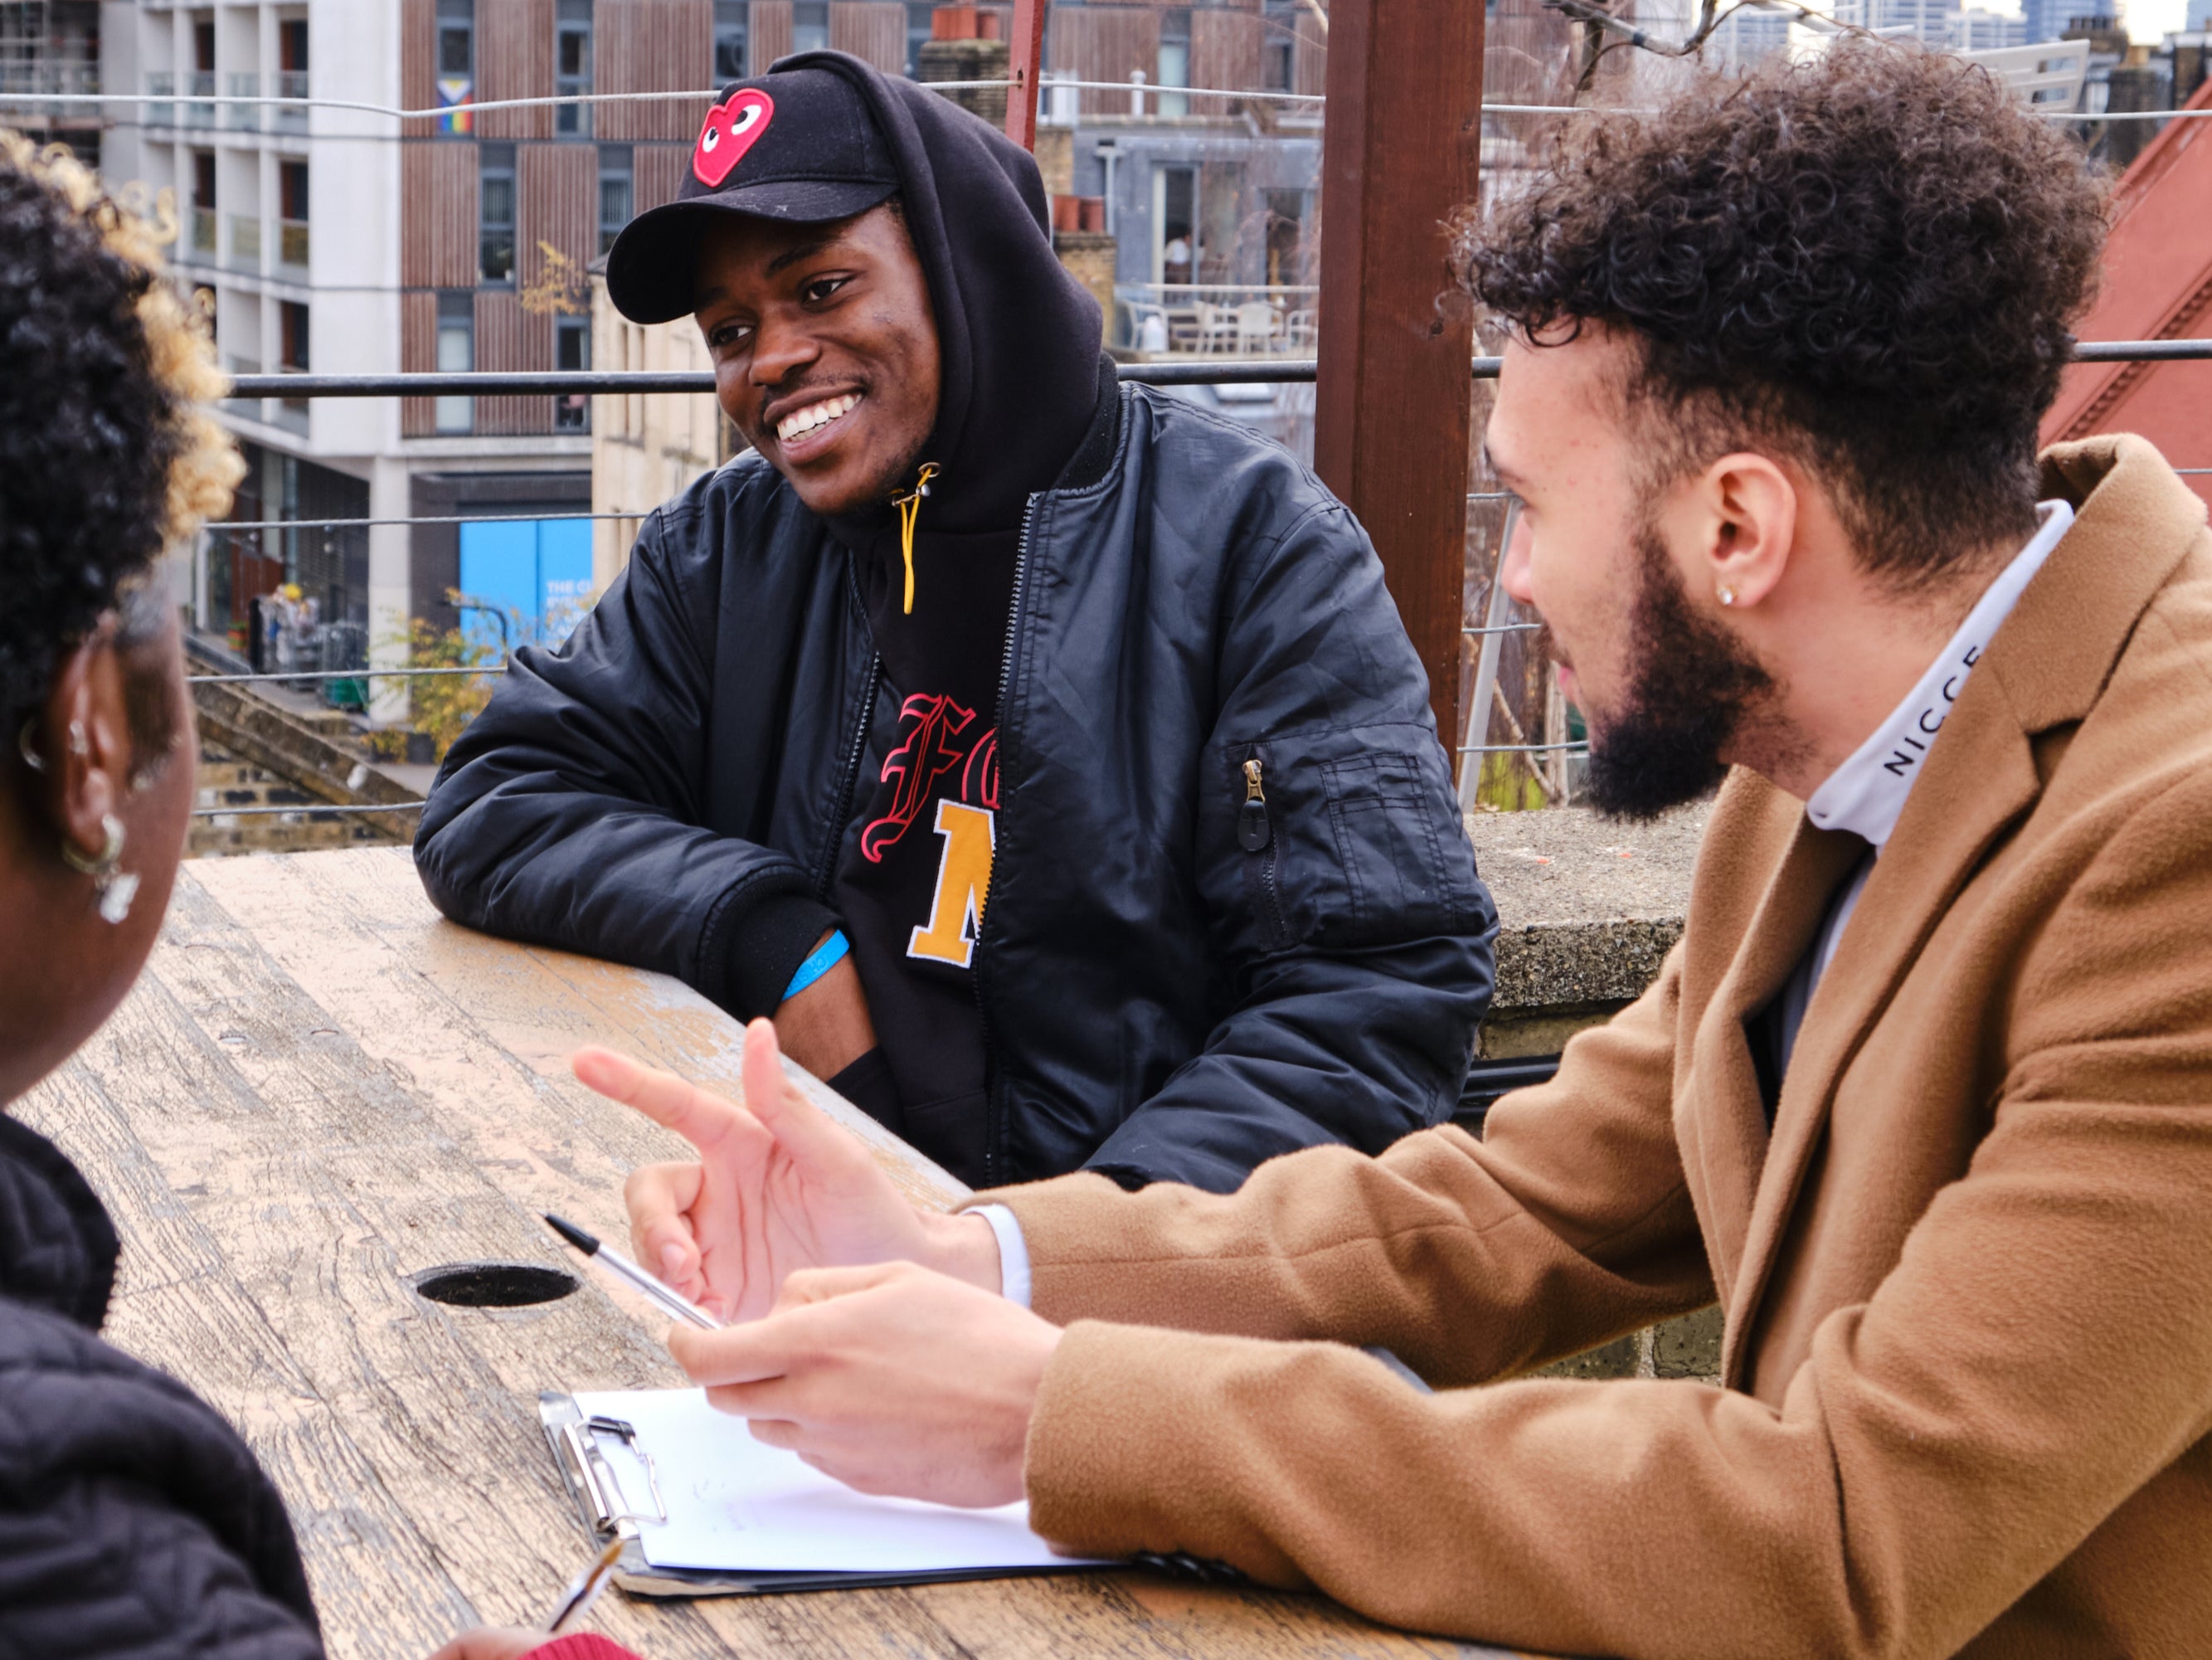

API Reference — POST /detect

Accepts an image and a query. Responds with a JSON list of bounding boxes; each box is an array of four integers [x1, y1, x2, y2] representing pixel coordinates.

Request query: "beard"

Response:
[[1580, 520, 1780, 820]]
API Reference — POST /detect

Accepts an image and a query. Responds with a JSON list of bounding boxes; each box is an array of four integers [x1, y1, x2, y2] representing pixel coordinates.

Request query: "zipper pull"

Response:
[[1238, 757, 1272, 853]]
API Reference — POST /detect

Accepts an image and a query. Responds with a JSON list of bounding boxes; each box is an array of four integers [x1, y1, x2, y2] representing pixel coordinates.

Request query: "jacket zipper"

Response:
[[972, 490, 1039, 1187], [1242, 755, 1288, 948], [814, 560, 882, 902]]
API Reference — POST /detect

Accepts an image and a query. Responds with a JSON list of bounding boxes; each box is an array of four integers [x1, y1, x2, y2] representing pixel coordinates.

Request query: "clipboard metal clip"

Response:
[[558, 1413, 668, 1530]]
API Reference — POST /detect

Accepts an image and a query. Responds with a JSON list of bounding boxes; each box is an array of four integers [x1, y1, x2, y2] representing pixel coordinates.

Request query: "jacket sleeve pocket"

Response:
[[1208, 723, 1482, 957]]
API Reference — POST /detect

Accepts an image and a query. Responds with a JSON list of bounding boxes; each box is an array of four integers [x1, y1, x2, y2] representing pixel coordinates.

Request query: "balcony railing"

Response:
[[226, 72, 260, 131], [278, 218, 309, 270], [1113, 283, 1320, 358], [0, 59, 98, 117], [276, 71, 309, 132], [187, 71, 216, 126], [228, 213, 262, 271], [146, 71, 176, 126]]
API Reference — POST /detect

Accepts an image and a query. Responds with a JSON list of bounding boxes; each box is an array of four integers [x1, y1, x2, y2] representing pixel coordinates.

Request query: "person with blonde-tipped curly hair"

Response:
[[0, 136, 641, 1660]]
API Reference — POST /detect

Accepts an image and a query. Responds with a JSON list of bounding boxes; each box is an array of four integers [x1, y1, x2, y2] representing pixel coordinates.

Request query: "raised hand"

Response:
[[574, 1020, 999, 1324]]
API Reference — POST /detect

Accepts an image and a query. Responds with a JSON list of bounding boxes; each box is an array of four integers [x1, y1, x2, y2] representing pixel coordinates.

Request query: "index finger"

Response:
[[572, 1045, 761, 1155], [670, 1310, 810, 1387]]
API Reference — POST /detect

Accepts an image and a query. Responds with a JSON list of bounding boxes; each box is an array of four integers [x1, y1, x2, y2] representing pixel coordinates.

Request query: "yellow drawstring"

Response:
[[892, 462, 941, 615]]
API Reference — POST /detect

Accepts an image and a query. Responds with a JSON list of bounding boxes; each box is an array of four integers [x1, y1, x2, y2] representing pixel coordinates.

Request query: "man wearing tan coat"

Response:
[[570, 44, 2212, 1660]]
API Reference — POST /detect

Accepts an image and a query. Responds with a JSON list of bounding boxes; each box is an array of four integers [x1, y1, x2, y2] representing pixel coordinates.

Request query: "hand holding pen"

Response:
[[420, 1536, 631, 1660], [543, 1213, 722, 1331]]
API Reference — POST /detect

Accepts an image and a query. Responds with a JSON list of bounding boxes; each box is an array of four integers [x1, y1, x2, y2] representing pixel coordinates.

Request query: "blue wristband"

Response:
[[782, 929, 850, 1002]]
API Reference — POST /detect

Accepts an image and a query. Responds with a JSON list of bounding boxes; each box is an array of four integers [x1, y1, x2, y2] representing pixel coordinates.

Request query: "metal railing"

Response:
[[11, 76, 2210, 129], [180, 343, 2212, 807], [225, 340, 2212, 402]]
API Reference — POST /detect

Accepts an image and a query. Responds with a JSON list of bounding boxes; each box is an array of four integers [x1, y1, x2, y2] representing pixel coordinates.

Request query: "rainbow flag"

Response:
[[438, 76, 474, 134]]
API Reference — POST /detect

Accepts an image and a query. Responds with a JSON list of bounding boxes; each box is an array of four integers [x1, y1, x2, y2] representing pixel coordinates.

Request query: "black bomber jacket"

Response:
[[416, 384, 1500, 1193], [0, 1116, 324, 1658]]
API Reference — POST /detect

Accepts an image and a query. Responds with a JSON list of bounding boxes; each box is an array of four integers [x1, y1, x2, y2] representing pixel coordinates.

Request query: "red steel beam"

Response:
[[1312, 0, 1485, 766]]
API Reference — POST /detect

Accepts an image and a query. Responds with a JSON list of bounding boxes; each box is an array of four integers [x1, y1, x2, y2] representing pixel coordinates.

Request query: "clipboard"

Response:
[[538, 1390, 1121, 1599]]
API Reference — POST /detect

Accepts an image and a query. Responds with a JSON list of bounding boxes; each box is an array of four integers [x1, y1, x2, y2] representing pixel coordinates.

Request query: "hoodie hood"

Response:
[[788, 51, 1106, 537]]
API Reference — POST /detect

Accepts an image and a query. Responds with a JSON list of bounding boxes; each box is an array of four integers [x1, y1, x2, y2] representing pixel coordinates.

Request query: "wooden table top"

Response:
[[18, 847, 1519, 1660]]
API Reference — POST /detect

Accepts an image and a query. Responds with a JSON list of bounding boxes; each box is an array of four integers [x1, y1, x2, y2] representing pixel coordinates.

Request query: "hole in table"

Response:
[[411, 1262, 579, 1307]]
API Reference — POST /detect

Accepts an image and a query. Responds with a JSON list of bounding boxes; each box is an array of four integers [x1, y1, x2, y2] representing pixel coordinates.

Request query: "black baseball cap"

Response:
[[605, 65, 902, 325]]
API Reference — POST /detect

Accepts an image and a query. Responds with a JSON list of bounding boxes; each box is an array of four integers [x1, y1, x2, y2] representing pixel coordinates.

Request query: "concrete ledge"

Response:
[[1466, 802, 1708, 1056]]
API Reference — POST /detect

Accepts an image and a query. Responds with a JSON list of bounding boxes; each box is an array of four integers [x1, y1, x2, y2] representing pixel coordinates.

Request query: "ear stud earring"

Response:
[[1717, 584, 1738, 607]]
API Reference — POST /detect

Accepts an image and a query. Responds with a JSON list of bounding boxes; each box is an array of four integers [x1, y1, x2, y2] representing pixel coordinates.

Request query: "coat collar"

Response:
[[1713, 436, 2207, 1387]]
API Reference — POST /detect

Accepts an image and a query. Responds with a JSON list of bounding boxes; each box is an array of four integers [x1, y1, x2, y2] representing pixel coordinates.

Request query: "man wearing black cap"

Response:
[[416, 52, 1497, 1195]]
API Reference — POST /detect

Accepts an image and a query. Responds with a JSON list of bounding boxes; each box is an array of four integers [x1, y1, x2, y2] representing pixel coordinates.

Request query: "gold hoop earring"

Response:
[[1717, 584, 1738, 608], [61, 812, 139, 925]]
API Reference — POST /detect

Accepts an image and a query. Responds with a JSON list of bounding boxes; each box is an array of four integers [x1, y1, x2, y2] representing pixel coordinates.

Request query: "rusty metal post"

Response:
[[1312, 0, 1485, 764], [1004, 0, 1046, 149]]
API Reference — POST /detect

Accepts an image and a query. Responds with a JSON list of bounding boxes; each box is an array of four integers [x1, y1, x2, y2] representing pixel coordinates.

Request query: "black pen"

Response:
[[543, 1212, 723, 1331]]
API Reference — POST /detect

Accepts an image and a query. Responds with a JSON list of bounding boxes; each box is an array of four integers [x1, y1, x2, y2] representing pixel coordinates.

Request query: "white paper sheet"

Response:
[[571, 1388, 1099, 1575]]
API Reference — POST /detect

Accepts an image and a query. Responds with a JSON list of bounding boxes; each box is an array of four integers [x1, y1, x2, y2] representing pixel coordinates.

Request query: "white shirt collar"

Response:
[[1805, 499, 2074, 849]]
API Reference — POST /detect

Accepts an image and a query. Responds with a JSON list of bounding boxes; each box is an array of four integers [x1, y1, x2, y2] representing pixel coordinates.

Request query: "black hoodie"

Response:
[[768, 54, 1112, 1176]]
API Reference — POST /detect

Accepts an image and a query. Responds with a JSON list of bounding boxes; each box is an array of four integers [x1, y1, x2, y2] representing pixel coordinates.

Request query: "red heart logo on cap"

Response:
[[693, 89, 774, 188]]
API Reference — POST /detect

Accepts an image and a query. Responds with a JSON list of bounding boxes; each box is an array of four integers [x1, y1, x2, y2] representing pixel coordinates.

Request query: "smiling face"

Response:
[[693, 203, 941, 517]]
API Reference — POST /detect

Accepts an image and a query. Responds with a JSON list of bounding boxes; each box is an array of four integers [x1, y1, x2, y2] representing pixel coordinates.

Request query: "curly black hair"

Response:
[[0, 134, 238, 733], [1461, 43, 2107, 587]]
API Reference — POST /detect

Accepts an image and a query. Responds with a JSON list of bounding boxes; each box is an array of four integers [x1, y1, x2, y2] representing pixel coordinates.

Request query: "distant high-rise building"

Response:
[[2020, 0, 2127, 38], [0, 0, 101, 165], [1830, 0, 1961, 41], [1959, 6, 2030, 49], [100, 0, 710, 689], [1704, 6, 1792, 73]]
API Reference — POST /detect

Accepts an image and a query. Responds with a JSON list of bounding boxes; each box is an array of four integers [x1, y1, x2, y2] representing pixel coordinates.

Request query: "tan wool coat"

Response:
[[987, 437, 2212, 1659]]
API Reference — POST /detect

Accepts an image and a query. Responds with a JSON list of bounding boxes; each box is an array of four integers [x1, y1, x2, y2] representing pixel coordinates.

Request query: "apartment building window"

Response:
[[435, 292, 474, 434], [279, 160, 309, 268], [480, 144, 516, 282], [280, 302, 309, 372], [189, 17, 216, 124], [1158, 9, 1192, 119], [278, 17, 309, 130], [438, 0, 474, 135], [714, 0, 747, 79], [554, 316, 591, 432], [794, 2, 830, 54], [556, 0, 594, 137], [279, 301, 311, 429], [597, 145, 633, 256], [191, 150, 217, 256]]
